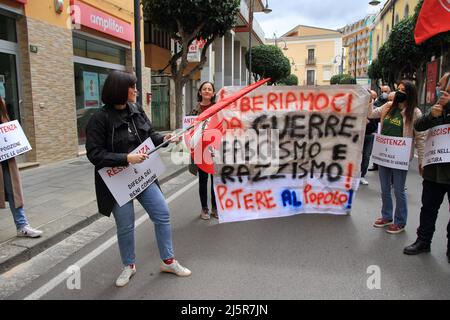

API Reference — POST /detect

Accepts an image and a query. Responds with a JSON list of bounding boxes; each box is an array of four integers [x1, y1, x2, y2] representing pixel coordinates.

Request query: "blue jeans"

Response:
[[378, 165, 408, 226], [112, 182, 174, 266], [2, 164, 28, 230]]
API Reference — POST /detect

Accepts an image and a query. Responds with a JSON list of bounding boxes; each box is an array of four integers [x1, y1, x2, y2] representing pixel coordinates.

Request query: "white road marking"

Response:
[[24, 179, 197, 300]]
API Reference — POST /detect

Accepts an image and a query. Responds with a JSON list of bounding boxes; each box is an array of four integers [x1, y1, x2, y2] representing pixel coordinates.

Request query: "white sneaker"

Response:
[[115, 264, 136, 287], [160, 260, 191, 277], [360, 178, 369, 185], [17, 225, 43, 238]]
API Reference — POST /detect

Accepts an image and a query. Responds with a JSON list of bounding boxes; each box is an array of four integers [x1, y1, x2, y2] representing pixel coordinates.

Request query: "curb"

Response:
[[0, 165, 188, 274]]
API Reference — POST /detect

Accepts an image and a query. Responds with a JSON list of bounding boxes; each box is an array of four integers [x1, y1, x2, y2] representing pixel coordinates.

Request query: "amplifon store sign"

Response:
[[70, 0, 134, 42]]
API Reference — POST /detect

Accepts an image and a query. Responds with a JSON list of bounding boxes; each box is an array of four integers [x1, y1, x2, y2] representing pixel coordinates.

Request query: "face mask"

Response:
[[381, 93, 388, 100], [394, 91, 407, 104]]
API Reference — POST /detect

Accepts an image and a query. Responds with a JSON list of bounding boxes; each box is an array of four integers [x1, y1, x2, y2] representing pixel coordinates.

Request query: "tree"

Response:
[[278, 74, 298, 86], [330, 74, 356, 85], [142, 0, 240, 127], [244, 45, 291, 85]]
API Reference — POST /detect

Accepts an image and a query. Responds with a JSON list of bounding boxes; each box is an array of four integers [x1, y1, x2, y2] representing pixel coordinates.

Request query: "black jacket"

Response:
[[86, 102, 165, 216]]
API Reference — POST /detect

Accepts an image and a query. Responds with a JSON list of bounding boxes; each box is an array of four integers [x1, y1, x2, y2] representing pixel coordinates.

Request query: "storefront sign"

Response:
[[371, 134, 412, 170], [423, 124, 450, 167], [98, 138, 166, 207], [70, 0, 134, 42], [0, 120, 32, 162], [187, 39, 206, 62], [83, 71, 99, 108]]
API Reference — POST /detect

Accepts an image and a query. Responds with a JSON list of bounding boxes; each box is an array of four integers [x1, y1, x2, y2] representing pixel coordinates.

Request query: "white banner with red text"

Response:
[[0, 120, 32, 162], [371, 134, 412, 170], [98, 138, 166, 207], [422, 124, 450, 167], [209, 85, 369, 223]]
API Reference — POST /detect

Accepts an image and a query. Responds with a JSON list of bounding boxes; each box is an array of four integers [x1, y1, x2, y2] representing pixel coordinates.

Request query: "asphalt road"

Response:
[[2, 162, 450, 300]]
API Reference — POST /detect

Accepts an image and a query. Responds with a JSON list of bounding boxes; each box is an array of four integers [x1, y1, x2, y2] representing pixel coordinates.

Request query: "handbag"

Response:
[[188, 157, 198, 176]]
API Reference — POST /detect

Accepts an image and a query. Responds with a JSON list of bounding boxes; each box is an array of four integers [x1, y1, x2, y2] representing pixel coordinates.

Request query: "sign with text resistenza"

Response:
[[98, 138, 166, 207], [211, 85, 368, 223], [0, 120, 32, 162], [371, 134, 412, 170]]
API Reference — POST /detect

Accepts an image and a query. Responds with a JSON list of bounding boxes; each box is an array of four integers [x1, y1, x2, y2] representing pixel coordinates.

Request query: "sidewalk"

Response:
[[0, 146, 187, 273]]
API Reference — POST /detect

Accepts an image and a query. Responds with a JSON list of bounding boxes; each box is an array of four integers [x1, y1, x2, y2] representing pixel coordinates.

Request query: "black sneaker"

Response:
[[403, 240, 431, 255]]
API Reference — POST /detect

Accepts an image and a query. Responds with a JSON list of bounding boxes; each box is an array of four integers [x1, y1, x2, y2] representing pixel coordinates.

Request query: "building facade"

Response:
[[370, 0, 419, 61], [266, 25, 343, 86], [0, 0, 149, 164], [340, 15, 375, 84]]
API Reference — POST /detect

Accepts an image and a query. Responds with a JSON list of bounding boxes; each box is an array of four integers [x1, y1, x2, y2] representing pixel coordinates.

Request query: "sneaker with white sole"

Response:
[[17, 225, 43, 238], [160, 260, 191, 277], [115, 264, 136, 287], [360, 178, 369, 185]]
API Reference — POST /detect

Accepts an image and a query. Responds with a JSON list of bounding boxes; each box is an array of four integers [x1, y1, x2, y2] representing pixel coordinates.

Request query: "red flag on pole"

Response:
[[185, 78, 271, 174], [414, 0, 450, 45]]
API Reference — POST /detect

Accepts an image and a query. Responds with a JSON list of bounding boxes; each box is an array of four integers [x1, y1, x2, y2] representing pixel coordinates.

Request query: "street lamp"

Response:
[[288, 57, 297, 71], [369, 0, 380, 5], [248, 0, 272, 84], [273, 32, 288, 51]]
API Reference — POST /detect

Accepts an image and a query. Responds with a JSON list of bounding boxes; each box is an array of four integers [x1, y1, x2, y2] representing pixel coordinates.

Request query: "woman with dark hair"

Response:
[[0, 97, 42, 238], [86, 70, 191, 287], [190, 81, 218, 220], [368, 80, 426, 234]]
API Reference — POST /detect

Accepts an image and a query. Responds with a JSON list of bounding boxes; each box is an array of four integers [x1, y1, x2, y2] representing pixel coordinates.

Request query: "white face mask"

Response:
[[381, 93, 388, 100]]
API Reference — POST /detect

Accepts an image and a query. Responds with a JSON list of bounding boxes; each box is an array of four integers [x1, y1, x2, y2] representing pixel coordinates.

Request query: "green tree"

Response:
[[278, 74, 298, 86], [330, 74, 356, 85], [142, 0, 240, 127], [370, 0, 450, 89], [244, 45, 291, 85]]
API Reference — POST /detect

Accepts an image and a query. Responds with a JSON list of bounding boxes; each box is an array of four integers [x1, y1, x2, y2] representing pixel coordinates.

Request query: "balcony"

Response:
[[305, 58, 316, 66]]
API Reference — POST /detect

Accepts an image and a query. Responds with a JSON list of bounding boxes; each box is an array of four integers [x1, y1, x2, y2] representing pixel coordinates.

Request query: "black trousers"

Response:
[[198, 168, 217, 210], [417, 179, 450, 249]]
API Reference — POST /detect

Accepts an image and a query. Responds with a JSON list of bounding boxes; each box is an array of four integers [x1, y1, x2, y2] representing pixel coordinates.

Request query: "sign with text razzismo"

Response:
[[0, 120, 32, 162], [211, 85, 369, 223]]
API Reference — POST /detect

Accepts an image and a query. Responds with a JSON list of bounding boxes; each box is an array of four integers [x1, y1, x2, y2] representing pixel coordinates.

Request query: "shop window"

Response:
[[0, 14, 17, 42], [74, 63, 112, 144], [73, 35, 126, 65]]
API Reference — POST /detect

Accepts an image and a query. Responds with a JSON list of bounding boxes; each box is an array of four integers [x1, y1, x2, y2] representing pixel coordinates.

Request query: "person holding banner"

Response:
[[0, 97, 42, 238], [404, 72, 450, 263], [86, 71, 191, 287], [190, 81, 218, 220], [368, 80, 426, 234]]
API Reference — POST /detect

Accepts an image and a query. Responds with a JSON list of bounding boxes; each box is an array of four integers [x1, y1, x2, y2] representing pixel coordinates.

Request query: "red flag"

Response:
[[185, 78, 270, 174], [414, 0, 450, 45]]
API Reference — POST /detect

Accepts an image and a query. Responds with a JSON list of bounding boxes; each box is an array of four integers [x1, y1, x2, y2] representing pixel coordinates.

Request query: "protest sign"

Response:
[[0, 120, 32, 162], [98, 138, 166, 206], [371, 134, 412, 170], [422, 124, 450, 167], [210, 85, 368, 222]]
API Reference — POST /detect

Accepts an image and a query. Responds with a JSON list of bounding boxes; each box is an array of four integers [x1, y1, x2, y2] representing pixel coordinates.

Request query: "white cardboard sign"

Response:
[[98, 138, 166, 206], [371, 134, 412, 170], [422, 124, 450, 167], [0, 120, 32, 162]]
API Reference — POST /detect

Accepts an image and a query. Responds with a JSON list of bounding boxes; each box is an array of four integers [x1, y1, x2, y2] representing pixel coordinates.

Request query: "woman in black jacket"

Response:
[[86, 71, 191, 287]]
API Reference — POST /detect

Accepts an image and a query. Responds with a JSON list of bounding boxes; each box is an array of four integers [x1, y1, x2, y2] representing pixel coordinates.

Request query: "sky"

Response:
[[257, 0, 388, 38]]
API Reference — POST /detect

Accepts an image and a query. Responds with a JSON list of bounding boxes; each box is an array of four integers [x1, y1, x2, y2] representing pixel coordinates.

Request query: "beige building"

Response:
[[340, 15, 375, 83], [370, 0, 420, 60], [266, 25, 343, 86]]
